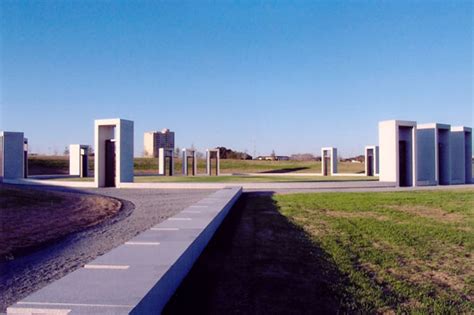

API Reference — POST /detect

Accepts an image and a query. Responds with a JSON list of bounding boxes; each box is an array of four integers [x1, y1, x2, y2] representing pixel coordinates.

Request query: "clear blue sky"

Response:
[[1, 1, 472, 157]]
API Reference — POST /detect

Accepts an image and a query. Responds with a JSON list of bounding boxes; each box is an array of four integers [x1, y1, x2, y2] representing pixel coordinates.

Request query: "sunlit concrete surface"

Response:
[[364, 145, 379, 176], [95, 118, 134, 187], [321, 147, 337, 176], [6, 187, 242, 315], [69, 144, 90, 177], [378, 120, 417, 187]]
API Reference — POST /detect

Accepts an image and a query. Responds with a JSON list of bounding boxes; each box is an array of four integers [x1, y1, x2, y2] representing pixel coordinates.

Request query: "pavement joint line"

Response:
[[181, 210, 201, 214], [189, 205, 208, 208], [7, 307, 71, 314], [17, 301, 134, 308], [150, 227, 180, 231], [83, 264, 130, 270], [125, 242, 160, 246], [168, 217, 192, 221]]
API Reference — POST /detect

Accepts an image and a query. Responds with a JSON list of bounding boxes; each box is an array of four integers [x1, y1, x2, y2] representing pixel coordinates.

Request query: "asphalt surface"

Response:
[[0, 186, 214, 312]]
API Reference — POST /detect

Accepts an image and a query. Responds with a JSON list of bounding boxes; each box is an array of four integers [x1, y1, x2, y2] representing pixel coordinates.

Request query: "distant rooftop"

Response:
[[145, 128, 173, 134]]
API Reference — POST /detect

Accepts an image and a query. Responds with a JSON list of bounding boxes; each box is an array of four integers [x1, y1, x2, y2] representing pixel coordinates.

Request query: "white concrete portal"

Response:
[[182, 149, 197, 176], [23, 138, 28, 178], [321, 147, 337, 176], [364, 145, 379, 176], [450, 126, 472, 184], [379, 120, 417, 187], [158, 148, 174, 176], [0, 131, 25, 180], [206, 149, 220, 176], [94, 119, 134, 188], [69, 144, 89, 178], [416, 123, 451, 186]]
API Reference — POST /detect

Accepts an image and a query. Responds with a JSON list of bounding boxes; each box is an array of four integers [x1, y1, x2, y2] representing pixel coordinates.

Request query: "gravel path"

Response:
[[0, 186, 214, 312]]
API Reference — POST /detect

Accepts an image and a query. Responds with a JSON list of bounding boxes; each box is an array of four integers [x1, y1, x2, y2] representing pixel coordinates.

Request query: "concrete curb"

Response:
[[7, 187, 243, 315], [2, 178, 389, 190], [5, 178, 472, 192], [3, 178, 96, 188], [117, 181, 394, 190]]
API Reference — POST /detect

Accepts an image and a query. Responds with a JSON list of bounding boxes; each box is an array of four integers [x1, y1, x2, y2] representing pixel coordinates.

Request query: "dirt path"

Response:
[[164, 192, 350, 314]]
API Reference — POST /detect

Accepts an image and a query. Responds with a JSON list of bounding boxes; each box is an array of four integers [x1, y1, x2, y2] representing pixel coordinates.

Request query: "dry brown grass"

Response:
[[388, 205, 464, 223]]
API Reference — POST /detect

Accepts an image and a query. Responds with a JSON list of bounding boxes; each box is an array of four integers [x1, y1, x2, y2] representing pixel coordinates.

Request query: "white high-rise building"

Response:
[[144, 129, 175, 158]]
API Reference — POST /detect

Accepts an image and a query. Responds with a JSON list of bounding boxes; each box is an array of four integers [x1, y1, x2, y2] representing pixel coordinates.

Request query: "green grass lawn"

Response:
[[135, 175, 376, 183], [52, 175, 376, 183], [134, 157, 365, 174], [28, 155, 366, 175], [274, 189, 474, 313]]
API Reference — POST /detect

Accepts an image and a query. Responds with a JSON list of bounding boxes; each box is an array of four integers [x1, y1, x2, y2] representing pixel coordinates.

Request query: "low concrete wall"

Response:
[[119, 181, 393, 190], [7, 187, 242, 315], [3, 177, 96, 188], [4, 178, 394, 190]]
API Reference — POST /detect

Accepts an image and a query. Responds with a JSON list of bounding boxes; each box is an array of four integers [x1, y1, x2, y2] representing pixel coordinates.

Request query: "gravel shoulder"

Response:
[[0, 183, 121, 262]]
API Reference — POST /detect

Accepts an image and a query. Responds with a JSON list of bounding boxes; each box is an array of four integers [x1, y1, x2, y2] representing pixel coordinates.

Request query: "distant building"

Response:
[[144, 129, 175, 158], [256, 155, 290, 161]]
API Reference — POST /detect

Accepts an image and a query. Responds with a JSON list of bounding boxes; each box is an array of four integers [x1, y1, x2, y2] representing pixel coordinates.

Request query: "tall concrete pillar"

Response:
[[94, 119, 134, 187], [206, 149, 220, 176]]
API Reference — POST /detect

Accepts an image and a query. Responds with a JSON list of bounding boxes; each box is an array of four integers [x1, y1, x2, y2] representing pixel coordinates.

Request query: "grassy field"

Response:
[[275, 189, 474, 313], [28, 155, 71, 175], [28, 155, 365, 175], [134, 175, 375, 183], [133, 157, 366, 174]]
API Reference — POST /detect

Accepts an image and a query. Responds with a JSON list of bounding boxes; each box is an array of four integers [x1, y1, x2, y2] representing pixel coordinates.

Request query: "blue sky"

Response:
[[1, 1, 472, 157]]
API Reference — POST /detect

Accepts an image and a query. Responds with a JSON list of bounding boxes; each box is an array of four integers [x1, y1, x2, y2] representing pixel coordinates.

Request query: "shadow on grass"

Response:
[[163, 192, 357, 314], [260, 167, 310, 173]]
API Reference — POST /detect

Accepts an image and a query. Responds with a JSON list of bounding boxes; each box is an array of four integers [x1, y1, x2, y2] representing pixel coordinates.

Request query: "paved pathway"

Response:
[[0, 186, 214, 312], [9, 178, 474, 192], [247, 183, 474, 194]]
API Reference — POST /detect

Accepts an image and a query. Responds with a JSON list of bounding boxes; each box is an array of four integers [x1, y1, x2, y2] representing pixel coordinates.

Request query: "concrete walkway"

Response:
[[7, 187, 242, 315], [5, 177, 473, 193], [249, 183, 474, 194], [0, 187, 214, 313], [119, 180, 394, 190], [4, 177, 380, 190]]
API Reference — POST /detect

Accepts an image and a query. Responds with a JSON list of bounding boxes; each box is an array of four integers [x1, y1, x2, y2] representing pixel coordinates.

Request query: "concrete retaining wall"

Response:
[[7, 187, 242, 315]]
